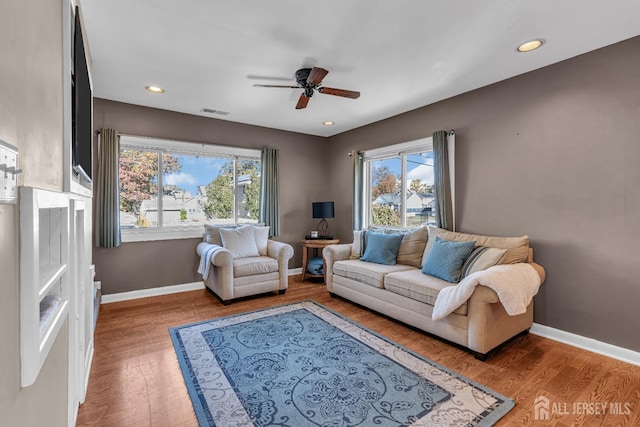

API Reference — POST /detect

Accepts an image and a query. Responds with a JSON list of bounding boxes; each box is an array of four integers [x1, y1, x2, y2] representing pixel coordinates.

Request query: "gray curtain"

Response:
[[433, 130, 453, 231], [95, 128, 121, 247], [352, 150, 364, 231], [259, 147, 280, 236]]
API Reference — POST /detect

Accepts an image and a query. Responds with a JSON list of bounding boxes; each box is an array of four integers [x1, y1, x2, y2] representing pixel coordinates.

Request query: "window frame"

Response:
[[362, 135, 455, 229], [119, 135, 261, 242]]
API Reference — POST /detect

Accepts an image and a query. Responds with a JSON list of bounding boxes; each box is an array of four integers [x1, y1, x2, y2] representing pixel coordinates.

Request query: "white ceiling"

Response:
[[80, 0, 640, 137]]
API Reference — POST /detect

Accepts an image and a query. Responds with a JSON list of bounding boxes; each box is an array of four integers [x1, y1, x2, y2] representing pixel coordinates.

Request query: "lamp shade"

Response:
[[312, 201, 334, 219]]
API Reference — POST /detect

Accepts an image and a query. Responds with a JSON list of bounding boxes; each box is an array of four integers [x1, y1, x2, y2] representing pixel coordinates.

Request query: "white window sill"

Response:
[[121, 226, 203, 243]]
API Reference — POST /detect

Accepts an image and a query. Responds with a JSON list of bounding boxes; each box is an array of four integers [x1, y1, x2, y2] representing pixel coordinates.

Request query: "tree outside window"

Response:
[[201, 159, 261, 222], [119, 148, 261, 230], [367, 151, 434, 228]]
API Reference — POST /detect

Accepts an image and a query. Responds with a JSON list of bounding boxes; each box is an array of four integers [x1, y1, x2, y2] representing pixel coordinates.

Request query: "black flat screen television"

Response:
[[72, 7, 92, 183]]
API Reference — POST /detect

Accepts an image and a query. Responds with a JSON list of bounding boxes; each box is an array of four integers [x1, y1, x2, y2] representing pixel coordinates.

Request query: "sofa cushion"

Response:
[[204, 224, 236, 246], [422, 237, 476, 283], [360, 232, 404, 265], [220, 226, 260, 259], [350, 229, 388, 259], [461, 246, 506, 278], [204, 224, 269, 255], [253, 225, 270, 256], [350, 230, 367, 259], [233, 256, 279, 277], [384, 269, 468, 315], [422, 227, 529, 266], [333, 260, 415, 289], [396, 227, 428, 268], [351, 227, 427, 267]]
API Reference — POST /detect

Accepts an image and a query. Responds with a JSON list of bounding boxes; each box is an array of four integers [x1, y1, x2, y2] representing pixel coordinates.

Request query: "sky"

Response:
[[374, 152, 434, 187], [164, 152, 435, 196], [164, 155, 229, 195]]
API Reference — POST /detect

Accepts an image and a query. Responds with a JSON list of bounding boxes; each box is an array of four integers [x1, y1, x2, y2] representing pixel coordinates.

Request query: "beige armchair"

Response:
[[196, 225, 294, 304]]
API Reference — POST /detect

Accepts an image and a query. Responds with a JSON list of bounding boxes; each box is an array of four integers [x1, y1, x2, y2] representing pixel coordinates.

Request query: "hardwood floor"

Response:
[[76, 278, 640, 426]]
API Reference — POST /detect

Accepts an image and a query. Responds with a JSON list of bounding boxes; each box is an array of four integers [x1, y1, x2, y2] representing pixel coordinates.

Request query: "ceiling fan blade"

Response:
[[307, 67, 329, 86], [253, 84, 300, 88], [295, 93, 310, 109], [318, 87, 361, 99]]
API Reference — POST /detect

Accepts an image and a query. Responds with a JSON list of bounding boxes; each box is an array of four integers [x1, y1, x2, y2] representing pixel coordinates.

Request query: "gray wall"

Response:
[[0, 0, 69, 425], [327, 36, 640, 352], [92, 37, 640, 353], [93, 99, 329, 294]]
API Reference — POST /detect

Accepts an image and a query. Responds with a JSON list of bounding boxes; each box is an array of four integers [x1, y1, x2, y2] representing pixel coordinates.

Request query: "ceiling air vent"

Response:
[[201, 108, 230, 116]]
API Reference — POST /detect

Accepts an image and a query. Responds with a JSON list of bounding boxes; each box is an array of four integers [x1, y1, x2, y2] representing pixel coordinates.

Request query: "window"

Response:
[[363, 136, 453, 229], [119, 136, 261, 242]]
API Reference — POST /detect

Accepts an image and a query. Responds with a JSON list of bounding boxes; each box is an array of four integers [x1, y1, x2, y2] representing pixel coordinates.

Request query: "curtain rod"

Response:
[[95, 131, 262, 153], [95, 130, 151, 138], [98, 129, 457, 138], [95, 130, 237, 147], [98, 129, 457, 137], [347, 129, 456, 160], [95, 130, 181, 140]]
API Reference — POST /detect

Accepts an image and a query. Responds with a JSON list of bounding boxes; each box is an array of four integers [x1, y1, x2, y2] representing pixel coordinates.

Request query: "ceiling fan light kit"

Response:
[[254, 67, 360, 110]]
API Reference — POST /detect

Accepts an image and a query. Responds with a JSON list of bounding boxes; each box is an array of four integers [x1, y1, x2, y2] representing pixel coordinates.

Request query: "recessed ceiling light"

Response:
[[322, 121, 335, 126], [517, 39, 544, 53], [145, 85, 165, 93]]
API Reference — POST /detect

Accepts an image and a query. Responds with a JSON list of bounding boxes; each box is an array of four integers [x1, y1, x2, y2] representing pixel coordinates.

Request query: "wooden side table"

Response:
[[301, 238, 339, 282]]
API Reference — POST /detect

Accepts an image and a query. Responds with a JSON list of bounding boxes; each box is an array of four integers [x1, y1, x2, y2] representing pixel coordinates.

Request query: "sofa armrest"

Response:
[[323, 243, 352, 262], [267, 240, 294, 263], [529, 261, 546, 284], [196, 241, 214, 256], [323, 243, 353, 292], [468, 261, 545, 305], [195, 241, 232, 267], [468, 286, 500, 304], [466, 262, 544, 354], [195, 241, 234, 299], [267, 240, 294, 291]]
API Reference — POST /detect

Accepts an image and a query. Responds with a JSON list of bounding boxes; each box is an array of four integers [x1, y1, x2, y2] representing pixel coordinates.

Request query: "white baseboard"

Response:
[[101, 281, 205, 304], [100, 269, 302, 304], [531, 323, 640, 366], [80, 344, 94, 404]]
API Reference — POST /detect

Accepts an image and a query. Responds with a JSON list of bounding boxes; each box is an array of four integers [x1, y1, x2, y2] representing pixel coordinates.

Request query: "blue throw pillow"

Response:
[[422, 236, 476, 283], [360, 232, 405, 265]]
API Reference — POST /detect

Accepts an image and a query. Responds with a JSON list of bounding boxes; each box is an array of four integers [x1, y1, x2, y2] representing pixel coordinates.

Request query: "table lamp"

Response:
[[312, 201, 334, 238]]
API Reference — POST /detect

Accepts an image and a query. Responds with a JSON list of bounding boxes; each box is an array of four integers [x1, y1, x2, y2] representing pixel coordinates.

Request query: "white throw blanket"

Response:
[[432, 263, 541, 321], [196, 242, 226, 280]]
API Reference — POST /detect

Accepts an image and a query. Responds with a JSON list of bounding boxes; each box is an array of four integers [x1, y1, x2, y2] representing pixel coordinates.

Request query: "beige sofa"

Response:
[[323, 227, 545, 359]]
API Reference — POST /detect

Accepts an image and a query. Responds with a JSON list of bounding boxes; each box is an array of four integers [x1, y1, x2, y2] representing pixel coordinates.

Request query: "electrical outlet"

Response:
[[0, 140, 20, 204]]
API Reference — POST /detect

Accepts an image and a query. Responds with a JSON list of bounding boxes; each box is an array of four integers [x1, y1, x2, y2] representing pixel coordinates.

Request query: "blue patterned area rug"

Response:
[[169, 301, 514, 426]]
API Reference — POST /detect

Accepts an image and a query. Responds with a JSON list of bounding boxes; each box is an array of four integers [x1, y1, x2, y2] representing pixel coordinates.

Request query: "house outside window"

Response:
[[119, 136, 261, 242], [363, 137, 447, 229]]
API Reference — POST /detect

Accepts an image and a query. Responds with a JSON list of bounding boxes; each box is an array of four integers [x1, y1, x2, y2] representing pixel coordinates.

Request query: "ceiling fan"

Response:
[[253, 67, 360, 109]]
